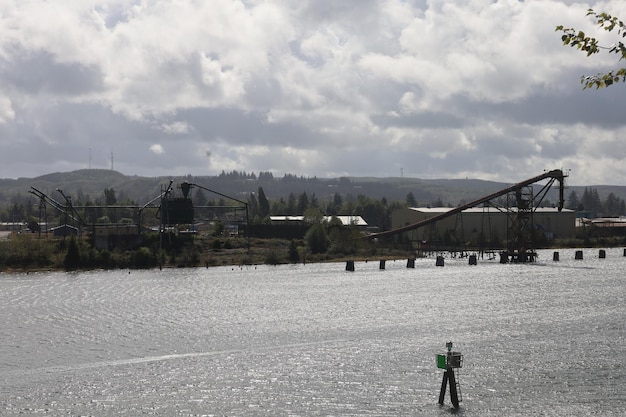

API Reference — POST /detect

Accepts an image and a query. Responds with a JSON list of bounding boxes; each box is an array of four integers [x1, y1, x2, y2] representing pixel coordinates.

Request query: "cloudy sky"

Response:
[[0, 0, 625, 185]]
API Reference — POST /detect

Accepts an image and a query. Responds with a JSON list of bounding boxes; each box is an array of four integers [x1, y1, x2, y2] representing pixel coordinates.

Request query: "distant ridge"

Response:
[[1, 169, 625, 208]]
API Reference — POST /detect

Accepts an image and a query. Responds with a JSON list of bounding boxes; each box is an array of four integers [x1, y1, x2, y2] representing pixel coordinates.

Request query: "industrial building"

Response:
[[269, 215, 368, 228], [391, 206, 576, 243]]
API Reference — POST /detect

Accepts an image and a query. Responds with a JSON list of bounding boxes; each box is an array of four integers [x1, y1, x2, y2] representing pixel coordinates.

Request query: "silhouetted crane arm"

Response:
[[29, 187, 83, 225], [368, 169, 566, 239]]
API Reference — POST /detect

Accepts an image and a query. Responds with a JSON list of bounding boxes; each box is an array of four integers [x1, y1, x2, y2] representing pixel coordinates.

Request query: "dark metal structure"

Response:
[[369, 169, 567, 262], [30, 180, 249, 240], [29, 187, 85, 238], [175, 182, 250, 250]]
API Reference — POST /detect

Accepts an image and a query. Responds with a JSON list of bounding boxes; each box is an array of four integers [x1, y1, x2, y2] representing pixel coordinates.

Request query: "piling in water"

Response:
[[379, 260, 386, 270], [346, 260, 355, 271], [575, 250, 583, 260], [553, 251, 559, 262], [599, 249, 606, 259]]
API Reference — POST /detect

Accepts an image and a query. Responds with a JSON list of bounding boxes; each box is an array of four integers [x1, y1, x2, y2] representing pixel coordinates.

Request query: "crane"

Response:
[[368, 169, 567, 262]]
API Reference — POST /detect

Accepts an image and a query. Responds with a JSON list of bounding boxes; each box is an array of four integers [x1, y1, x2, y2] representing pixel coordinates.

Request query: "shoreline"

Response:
[[1, 244, 624, 274]]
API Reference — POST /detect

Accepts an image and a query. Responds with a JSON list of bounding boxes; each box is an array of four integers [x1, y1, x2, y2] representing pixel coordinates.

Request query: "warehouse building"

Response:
[[391, 206, 576, 243]]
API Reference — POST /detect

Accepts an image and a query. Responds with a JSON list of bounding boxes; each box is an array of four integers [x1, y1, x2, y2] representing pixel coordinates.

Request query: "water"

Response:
[[0, 248, 624, 416]]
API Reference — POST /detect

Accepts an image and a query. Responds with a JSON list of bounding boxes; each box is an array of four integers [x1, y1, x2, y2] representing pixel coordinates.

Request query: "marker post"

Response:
[[436, 341, 463, 409]]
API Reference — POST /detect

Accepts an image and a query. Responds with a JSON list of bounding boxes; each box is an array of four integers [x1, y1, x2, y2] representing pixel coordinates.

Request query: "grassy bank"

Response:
[[1, 232, 624, 273], [0, 233, 413, 272]]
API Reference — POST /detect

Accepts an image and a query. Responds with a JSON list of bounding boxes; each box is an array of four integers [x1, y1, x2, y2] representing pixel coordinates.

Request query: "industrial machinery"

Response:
[[368, 169, 567, 262]]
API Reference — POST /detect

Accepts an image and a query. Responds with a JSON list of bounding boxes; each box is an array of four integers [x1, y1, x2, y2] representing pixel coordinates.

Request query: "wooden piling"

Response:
[[499, 252, 508, 263]]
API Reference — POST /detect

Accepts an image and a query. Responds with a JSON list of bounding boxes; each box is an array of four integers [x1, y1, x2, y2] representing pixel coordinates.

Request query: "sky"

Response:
[[0, 0, 625, 186]]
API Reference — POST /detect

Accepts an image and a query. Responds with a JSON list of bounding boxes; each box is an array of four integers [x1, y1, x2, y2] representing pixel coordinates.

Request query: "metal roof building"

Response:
[[391, 206, 576, 242], [270, 215, 368, 227]]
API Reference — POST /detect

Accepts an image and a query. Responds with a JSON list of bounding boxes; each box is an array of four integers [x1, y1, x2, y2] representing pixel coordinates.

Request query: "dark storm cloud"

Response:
[[0, 51, 103, 96], [456, 86, 626, 128]]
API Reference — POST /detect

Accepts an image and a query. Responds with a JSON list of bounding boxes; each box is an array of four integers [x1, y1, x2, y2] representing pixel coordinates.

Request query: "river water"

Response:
[[0, 248, 624, 416]]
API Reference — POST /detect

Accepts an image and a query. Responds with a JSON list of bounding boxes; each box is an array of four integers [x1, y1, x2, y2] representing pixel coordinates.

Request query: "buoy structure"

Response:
[[437, 341, 463, 409]]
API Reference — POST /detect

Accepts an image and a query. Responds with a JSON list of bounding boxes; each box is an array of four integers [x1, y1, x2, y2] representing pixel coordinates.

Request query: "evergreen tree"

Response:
[[406, 192, 417, 207], [104, 188, 117, 205], [581, 187, 602, 214], [297, 192, 309, 214], [305, 223, 329, 254], [271, 198, 287, 216], [309, 193, 318, 208], [604, 192, 623, 216], [287, 193, 297, 214], [566, 190, 579, 210], [193, 188, 207, 206], [361, 199, 386, 229], [248, 193, 259, 220], [258, 187, 270, 219]]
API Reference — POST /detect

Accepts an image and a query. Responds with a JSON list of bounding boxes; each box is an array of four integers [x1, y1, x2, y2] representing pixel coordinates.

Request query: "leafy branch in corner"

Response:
[[556, 9, 626, 89]]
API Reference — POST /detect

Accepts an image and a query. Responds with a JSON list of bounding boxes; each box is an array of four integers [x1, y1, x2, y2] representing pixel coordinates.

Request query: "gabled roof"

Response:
[[581, 217, 626, 227], [407, 207, 574, 213], [269, 216, 305, 222], [50, 224, 79, 231], [270, 215, 368, 226]]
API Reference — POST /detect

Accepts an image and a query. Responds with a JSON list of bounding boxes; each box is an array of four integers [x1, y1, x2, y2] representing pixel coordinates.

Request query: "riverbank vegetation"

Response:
[[1, 226, 624, 273], [0, 232, 409, 272]]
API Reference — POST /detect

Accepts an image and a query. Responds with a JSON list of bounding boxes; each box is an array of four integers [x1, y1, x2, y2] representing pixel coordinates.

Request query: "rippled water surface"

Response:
[[0, 248, 624, 416]]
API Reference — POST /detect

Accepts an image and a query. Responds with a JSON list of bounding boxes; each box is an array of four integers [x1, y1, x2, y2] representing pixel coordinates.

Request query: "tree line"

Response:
[[221, 187, 419, 231], [2, 182, 625, 234], [566, 187, 626, 217]]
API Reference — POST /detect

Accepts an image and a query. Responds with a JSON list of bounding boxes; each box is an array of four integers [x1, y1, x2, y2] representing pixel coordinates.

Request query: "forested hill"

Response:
[[0, 169, 625, 213]]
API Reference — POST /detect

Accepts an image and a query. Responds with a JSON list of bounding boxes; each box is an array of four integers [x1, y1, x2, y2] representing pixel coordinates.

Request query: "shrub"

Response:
[[305, 223, 329, 254], [264, 251, 279, 265], [288, 240, 300, 263], [63, 237, 81, 270], [132, 247, 157, 269]]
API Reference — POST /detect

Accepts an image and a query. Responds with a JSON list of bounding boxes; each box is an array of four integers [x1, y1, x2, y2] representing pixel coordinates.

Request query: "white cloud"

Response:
[[0, 95, 15, 124], [159, 121, 191, 135], [0, 0, 624, 185], [150, 144, 164, 155]]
